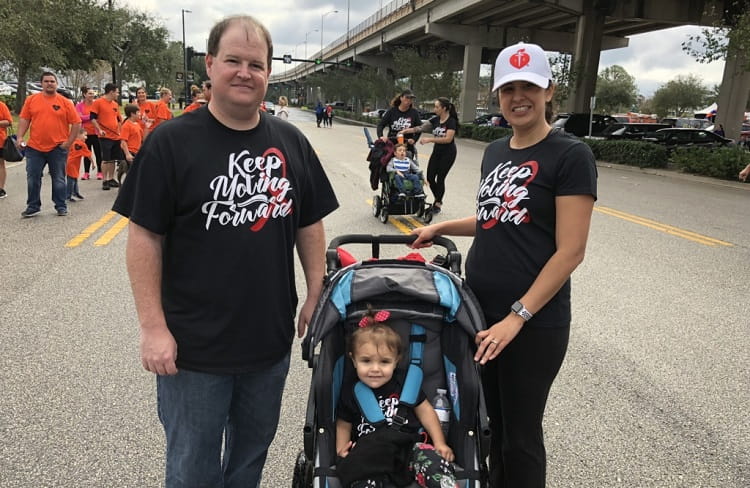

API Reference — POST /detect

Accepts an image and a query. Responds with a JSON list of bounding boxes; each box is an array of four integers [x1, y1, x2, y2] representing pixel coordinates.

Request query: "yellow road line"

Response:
[[64, 211, 118, 248], [93, 216, 129, 246], [366, 199, 424, 235], [595, 206, 732, 247], [389, 217, 413, 235]]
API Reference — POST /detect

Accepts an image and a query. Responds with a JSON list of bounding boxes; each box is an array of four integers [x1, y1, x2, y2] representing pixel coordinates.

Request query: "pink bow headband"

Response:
[[358, 310, 390, 328]]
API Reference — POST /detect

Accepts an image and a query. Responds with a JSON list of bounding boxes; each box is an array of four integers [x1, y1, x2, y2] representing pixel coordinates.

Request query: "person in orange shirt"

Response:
[[120, 104, 150, 163], [66, 128, 90, 201], [89, 82, 123, 190], [0, 99, 12, 199], [135, 87, 156, 132], [16, 71, 81, 217], [75, 86, 103, 180], [151, 88, 173, 130]]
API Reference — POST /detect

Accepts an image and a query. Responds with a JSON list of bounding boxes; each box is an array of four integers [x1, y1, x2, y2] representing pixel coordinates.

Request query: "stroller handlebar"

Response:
[[326, 234, 462, 275]]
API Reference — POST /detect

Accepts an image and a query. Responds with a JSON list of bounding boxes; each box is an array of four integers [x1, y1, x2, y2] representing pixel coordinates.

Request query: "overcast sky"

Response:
[[120, 0, 724, 98]]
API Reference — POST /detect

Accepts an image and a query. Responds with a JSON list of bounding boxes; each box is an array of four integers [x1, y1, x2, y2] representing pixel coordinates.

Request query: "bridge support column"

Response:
[[716, 50, 750, 141], [458, 44, 483, 123], [566, 0, 606, 113]]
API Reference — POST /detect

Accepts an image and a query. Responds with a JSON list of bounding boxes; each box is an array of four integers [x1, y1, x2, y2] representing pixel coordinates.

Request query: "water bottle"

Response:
[[432, 388, 451, 436]]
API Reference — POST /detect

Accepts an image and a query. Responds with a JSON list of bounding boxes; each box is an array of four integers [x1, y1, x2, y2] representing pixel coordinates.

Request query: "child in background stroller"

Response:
[[386, 144, 427, 199], [293, 234, 490, 488], [365, 129, 434, 224]]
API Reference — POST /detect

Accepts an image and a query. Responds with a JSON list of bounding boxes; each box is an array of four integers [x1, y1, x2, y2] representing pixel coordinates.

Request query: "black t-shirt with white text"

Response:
[[427, 115, 458, 157], [338, 377, 426, 438], [465, 129, 597, 327], [113, 109, 339, 373], [377, 107, 422, 141]]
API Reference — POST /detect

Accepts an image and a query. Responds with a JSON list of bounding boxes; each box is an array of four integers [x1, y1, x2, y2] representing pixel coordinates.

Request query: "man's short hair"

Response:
[[207, 15, 273, 68], [104, 83, 117, 94], [124, 104, 139, 118], [40, 71, 57, 83], [160, 87, 172, 97]]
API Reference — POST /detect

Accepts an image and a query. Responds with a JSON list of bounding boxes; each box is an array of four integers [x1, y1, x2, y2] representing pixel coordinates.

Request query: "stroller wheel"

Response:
[[372, 195, 381, 217], [423, 209, 433, 224], [292, 450, 313, 488], [379, 207, 389, 223]]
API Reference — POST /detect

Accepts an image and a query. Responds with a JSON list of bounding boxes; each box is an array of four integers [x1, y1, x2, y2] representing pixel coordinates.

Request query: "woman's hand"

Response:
[[474, 314, 524, 364], [410, 225, 438, 249]]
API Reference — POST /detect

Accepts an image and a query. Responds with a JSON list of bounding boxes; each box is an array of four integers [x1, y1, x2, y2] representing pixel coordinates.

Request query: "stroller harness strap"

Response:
[[354, 324, 426, 427]]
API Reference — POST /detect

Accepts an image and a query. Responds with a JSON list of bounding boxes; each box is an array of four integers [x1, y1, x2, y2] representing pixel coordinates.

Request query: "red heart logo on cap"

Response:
[[509, 48, 530, 69]]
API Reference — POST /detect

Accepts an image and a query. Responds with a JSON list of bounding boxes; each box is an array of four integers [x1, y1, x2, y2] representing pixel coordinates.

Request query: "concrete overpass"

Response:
[[270, 0, 747, 134]]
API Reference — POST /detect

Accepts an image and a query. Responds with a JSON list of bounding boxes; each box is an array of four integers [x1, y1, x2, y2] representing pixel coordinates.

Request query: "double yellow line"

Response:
[[595, 206, 732, 247], [368, 200, 732, 247], [65, 211, 129, 248]]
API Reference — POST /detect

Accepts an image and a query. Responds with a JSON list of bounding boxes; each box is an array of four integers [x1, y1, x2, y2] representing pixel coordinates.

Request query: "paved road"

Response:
[[1, 108, 748, 487]]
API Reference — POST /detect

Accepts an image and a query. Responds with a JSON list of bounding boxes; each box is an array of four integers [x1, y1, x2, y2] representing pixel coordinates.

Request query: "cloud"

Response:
[[600, 26, 724, 97]]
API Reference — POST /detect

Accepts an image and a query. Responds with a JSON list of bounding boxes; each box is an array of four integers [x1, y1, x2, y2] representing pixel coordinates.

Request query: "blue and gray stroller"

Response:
[[365, 129, 433, 224], [293, 234, 490, 487]]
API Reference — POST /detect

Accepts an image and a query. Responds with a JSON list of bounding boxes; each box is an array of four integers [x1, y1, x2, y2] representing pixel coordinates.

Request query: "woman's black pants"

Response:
[[481, 324, 570, 488]]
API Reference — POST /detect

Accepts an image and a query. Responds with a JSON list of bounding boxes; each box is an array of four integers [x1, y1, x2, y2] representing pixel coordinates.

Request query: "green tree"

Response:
[[392, 47, 459, 105], [682, 0, 750, 69], [595, 65, 638, 114], [0, 0, 106, 111], [116, 9, 171, 91], [651, 74, 710, 118]]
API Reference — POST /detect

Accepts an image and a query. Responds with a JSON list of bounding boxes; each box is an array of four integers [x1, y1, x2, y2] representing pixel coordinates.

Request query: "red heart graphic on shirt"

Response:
[[509, 49, 530, 69], [250, 147, 290, 232]]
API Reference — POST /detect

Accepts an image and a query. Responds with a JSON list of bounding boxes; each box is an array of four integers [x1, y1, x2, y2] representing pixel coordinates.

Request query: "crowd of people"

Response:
[[0, 16, 747, 488]]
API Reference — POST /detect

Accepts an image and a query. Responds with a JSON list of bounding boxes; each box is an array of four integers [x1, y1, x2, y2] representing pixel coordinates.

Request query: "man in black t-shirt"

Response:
[[113, 15, 338, 488]]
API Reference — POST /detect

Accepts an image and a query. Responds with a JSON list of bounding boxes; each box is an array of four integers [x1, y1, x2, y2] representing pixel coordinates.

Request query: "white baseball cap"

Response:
[[492, 42, 552, 91]]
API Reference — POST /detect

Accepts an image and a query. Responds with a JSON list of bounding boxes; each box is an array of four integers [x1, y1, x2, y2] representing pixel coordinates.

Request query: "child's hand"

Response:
[[337, 440, 354, 458], [434, 443, 454, 462]]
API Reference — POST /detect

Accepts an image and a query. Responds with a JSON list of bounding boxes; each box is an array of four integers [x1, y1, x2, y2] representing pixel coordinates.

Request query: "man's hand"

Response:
[[297, 296, 317, 338], [140, 325, 178, 375]]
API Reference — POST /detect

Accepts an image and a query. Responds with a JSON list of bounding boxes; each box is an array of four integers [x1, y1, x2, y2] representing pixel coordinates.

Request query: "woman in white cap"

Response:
[[411, 42, 597, 487]]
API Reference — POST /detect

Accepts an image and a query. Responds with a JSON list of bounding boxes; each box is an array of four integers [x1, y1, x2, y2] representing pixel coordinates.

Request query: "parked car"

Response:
[[602, 123, 671, 140], [261, 100, 275, 115], [363, 108, 387, 118], [660, 117, 712, 129], [56, 87, 74, 99], [0, 81, 12, 96], [472, 112, 503, 125], [551, 113, 619, 137], [645, 128, 734, 152], [331, 101, 351, 111]]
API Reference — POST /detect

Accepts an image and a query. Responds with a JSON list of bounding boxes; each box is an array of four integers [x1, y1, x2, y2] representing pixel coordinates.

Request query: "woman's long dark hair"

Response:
[[436, 97, 458, 120]]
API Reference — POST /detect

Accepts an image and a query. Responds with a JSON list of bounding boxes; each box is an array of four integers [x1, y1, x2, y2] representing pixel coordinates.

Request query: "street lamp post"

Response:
[[181, 8, 191, 106], [304, 29, 318, 61], [320, 10, 338, 71]]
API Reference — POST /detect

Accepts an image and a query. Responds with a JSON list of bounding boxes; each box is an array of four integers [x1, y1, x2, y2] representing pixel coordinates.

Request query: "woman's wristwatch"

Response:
[[511, 300, 533, 321]]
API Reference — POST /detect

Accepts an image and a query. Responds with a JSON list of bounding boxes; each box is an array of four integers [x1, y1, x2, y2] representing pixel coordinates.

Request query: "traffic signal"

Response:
[[186, 47, 194, 69], [344, 60, 352, 67], [314, 58, 322, 65], [283, 54, 292, 64]]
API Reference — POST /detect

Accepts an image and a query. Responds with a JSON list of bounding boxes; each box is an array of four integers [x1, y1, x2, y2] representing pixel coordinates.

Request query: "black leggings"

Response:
[[426, 145, 456, 204], [83, 135, 102, 174], [481, 324, 570, 488]]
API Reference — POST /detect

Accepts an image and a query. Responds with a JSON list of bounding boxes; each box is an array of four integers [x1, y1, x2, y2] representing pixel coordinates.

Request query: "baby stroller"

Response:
[[293, 234, 490, 488], [365, 129, 434, 224]]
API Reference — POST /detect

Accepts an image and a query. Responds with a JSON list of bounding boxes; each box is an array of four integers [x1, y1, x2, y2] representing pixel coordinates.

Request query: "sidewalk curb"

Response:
[[596, 161, 750, 191]]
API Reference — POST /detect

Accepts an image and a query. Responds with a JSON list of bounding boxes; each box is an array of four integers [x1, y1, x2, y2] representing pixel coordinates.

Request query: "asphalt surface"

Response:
[[0, 107, 748, 487]]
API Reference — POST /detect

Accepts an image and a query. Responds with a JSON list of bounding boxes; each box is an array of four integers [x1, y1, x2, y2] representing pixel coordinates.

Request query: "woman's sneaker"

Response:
[[96, 172, 103, 180], [81, 174, 89, 180], [0, 188, 6, 198]]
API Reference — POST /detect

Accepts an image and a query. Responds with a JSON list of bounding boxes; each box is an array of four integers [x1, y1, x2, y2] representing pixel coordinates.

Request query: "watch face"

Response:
[[512, 301, 523, 313]]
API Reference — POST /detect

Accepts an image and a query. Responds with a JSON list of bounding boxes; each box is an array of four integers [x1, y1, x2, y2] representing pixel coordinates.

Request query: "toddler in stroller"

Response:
[[366, 129, 433, 224], [294, 234, 490, 488], [386, 144, 427, 198]]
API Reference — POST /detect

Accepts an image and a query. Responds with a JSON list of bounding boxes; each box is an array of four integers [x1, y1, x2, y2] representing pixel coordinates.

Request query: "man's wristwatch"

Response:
[[511, 300, 533, 322]]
